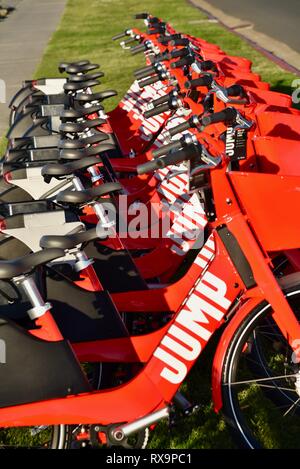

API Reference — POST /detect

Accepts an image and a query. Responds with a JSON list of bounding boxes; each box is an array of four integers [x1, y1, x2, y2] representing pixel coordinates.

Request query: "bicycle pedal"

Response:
[[169, 392, 202, 427]]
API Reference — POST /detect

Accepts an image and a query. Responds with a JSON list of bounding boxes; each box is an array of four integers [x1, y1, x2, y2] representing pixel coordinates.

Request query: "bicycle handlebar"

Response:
[[131, 43, 147, 55], [112, 30, 131, 41], [169, 38, 190, 46], [152, 139, 184, 158], [170, 55, 194, 69], [137, 144, 199, 175], [134, 64, 157, 77], [150, 91, 177, 108], [138, 74, 162, 88], [226, 84, 246, 97], [201, 108, 237, 126], [134, 13, 149, 19], [168, 115, 200, 137], [158, 34, 182, 44], [200, 60, 216, 71], [184, 75, 213, 89], [143, 102, 172, 119], [170, 47, 190, 59]]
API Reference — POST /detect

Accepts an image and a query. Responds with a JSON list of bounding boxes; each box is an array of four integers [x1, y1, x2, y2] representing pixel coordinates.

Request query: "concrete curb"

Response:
[[189, 0, 300, 76]]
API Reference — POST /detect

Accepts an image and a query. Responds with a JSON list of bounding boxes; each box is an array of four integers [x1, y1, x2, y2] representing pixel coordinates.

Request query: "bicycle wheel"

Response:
[[0, 424, 69, 449], [221, 283, 300, 448]]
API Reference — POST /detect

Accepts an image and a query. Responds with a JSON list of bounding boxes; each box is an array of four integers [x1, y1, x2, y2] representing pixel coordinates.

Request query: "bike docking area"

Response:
[[0, 9, 300, 455]]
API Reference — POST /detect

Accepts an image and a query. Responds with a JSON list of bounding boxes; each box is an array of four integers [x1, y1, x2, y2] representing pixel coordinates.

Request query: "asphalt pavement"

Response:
[[201, 0, 300, 52], [0, 0, 67, 135]]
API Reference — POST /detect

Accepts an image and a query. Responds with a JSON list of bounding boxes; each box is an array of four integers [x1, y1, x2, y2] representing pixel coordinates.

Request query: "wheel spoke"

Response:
[[283, 397, 300, 417], [226, 373, 297, 386]]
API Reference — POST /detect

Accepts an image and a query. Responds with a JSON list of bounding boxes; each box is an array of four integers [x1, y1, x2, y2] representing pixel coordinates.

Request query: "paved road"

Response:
[[0, 0, 67, 135], [205, 0, 300, 53]]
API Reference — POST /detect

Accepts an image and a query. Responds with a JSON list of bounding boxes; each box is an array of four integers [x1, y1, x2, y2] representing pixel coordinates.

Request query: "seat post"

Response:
[[13, 274, 52, 320]]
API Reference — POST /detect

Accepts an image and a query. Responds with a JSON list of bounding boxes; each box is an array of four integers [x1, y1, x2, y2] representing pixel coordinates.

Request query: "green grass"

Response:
[[1, 0, 300, 449], [34, 0, 299, 104], [1, 0, 297, 153]]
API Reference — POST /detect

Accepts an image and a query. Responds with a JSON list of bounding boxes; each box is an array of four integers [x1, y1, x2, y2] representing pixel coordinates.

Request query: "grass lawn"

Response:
[[1, 0, 299, 448]]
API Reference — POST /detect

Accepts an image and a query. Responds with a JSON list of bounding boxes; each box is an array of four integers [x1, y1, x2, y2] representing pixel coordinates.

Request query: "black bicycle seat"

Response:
[[59, 118, 106, 134], [60, 104, 104, 121], [75, 90, 118, 103], [65, 63, 99, 74], [40, 227, 108, 250], [41, 156, 101, 180], [56, 182, 122, 205], [0, 248, 64, 279], [60, 142, 115, 160], [68, 72, 104, 83], [58, 132, 108, 149], [58, 60, 90, 73], [63, 79, 100, 92]]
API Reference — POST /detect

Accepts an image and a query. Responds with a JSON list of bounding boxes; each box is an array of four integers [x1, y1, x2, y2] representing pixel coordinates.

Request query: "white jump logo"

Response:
[[154, 259, 230, 384], [0, 339, 6, 364]]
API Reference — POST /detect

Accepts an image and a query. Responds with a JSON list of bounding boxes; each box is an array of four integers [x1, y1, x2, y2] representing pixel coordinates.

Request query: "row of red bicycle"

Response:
[[0, 12, 299, 448]]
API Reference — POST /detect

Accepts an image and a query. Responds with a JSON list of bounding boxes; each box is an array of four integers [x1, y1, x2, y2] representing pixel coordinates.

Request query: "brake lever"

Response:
[[166, 167, 187, 181], [210, 81, 249, 105], [120, 34, 141, 49], [233, 110, 254, 131], [190, 147, 222, 178]]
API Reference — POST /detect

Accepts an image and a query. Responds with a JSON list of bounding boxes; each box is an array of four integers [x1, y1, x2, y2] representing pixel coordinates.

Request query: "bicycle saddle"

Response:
[[0, 248, 64, 279], [65, 63, 99, 74], [58, 133, 108, 149], [58, 60, 90, 73], [68, 72, 104, 83], [60, 104, 104, 121], [75, 90, 118, 103], [40, 227, 108, 250], [60, 142, 115, 160], [41, 156, 101, 180], [63, 79, 100, 92], [59, 118, 106, 134], [56, 182, 122, 205]]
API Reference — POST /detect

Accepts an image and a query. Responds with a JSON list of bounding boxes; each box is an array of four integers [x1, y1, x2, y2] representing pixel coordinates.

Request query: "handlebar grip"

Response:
[[135, 67, 157, 80], [202, 108, 237, 126], [161, 145, 197, 167], [112, 31, 129, 40], [130, 43, 147, 55], [153, 52, 170, 62], [226, 84, 246, 97], [158, 34, 182, 44], [134, 13, 149, 19], [170, 56, 194, 69], [170, 47, 189, 59], [169, 38, 190, 46], [150, 93, 170, 107], [137, 159, 160, 175], [138, 74, 161, 88], [184, 75, 213, 89], [148, 17, 160, 24], [121, 37, 139, 45], [134, 64, 156, 77], [143, 102, 171, 119], [152, 140, 183, 158], [168, 120, 193, 137], [140, 144, 200, 173], [200, 60, 216, 71], [148, 28, 166, 36]]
